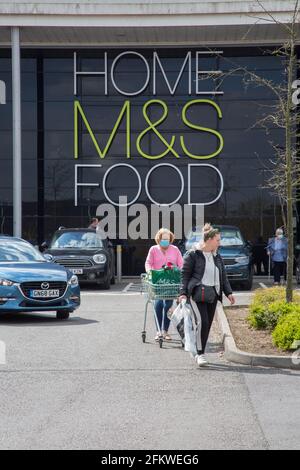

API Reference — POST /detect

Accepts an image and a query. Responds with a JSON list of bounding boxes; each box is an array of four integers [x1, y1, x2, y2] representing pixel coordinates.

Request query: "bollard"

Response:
[[117, 244, 122, 283]]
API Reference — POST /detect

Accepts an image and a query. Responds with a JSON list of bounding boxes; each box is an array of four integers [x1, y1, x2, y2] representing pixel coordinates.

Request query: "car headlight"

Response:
[[235, 256, 249, 265], [93, 254, 107, 264], [0, 279, 15, 286], [68, 275, 79, 286]]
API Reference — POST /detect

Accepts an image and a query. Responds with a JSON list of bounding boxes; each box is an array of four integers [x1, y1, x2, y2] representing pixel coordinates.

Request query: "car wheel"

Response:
[[240, 278, 253, 291], [101, 277, 111, 290], [56, 310, 70, 320]]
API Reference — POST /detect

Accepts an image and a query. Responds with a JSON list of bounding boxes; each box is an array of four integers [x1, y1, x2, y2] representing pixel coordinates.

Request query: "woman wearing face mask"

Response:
[[145, 228, 183, 341], [178, 223, 235, 367], [266, 228, 288, 286]]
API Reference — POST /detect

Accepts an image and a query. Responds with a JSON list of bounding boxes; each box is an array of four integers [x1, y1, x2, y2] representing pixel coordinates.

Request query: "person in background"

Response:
[[145, 228, 183, 341], [252, 236, 269, 275], [266, 228, 288, 286], [88, 217, 99, 229]]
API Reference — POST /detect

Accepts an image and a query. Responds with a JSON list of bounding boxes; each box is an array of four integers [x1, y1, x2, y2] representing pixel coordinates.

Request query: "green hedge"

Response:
[[247, 287, 300, 330], [251, 287, 300, 306], [272, 313, 300, 350]]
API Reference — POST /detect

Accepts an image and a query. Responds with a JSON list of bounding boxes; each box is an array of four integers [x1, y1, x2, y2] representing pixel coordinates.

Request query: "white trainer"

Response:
[[195, 354, 208, 367]]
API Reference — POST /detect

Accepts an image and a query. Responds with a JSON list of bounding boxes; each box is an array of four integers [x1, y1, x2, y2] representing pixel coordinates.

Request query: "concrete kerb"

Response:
[[216, 302, 300, 370]]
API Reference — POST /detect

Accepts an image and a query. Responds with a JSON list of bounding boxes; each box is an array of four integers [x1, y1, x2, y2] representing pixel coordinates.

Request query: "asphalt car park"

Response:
[[0, 287, 299, 450], [79, 275, 279, 295]]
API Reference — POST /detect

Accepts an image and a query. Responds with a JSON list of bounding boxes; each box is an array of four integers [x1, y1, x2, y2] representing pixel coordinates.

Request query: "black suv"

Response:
[[42, 228, 115, 289]]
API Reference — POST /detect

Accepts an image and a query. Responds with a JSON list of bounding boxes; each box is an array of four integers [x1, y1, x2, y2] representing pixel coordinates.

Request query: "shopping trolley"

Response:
[[141, 273, 182, 348]]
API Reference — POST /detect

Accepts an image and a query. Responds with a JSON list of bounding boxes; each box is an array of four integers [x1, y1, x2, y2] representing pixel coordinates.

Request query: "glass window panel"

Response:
[[44, 102, 74, 130], [0, 71, 37, 101], [44, 58, 73, 73], [44, 73, 74, 101]]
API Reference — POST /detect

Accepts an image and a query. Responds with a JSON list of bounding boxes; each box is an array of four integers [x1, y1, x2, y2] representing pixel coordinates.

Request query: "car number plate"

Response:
[[30, 289, 60, 298], [70, 269, 83, 274]]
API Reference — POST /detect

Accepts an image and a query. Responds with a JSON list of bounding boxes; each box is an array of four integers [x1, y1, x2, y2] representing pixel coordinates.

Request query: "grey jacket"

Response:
[[180, 249, 232, 302]]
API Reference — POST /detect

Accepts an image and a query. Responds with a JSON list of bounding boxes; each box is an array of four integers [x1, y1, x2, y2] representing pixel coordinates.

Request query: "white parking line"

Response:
[[80, 291, 140, 296], [259, 283, 268, 289], [81, 290, 255, 297], [122, 282, 133, 293], [0, 340, 6, 365]]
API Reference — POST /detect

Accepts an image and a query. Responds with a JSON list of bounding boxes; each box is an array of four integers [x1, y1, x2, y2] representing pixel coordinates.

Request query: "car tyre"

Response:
[[102, 277, 111, 290], [56, 310, 70, 320], [240, 278, 253, 291]]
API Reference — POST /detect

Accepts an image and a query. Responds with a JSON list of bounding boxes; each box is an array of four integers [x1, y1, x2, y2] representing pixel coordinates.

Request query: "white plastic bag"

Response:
[[183, 303, 197, 356], [167, 299, 178, 319], [170, 302, 185, 340], [170, 301, 197, 356]]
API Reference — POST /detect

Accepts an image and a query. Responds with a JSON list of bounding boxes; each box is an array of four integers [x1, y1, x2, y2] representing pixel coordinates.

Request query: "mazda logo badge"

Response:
[[41, 282, 49, 289]]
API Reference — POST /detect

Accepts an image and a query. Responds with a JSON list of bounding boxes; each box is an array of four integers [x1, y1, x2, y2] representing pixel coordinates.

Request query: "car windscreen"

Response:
[[187, 229, 244, 247], [0, 240, 45, 262], [186, 232, 203, 244], [220, 230, 244, 246], [51, 231, 104, 249]]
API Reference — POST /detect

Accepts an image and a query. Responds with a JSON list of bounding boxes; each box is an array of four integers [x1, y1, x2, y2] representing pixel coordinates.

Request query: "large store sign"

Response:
[[73, 51, 225, 208]]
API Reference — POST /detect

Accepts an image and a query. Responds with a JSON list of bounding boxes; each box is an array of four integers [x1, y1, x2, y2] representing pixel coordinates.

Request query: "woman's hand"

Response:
[[178, 295, 187, 303], [227, 294, 235, 305]]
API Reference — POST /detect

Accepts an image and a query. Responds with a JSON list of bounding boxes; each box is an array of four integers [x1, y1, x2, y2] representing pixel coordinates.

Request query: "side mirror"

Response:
[[245, 241, 252, 251]]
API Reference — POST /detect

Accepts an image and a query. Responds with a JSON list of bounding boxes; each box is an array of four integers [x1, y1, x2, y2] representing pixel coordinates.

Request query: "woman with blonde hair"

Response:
[[145, 228, 183, 341], [179, 223, 235, 367]]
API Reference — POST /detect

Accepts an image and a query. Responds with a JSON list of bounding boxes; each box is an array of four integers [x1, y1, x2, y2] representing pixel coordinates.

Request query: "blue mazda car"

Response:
[[0, 236, 80, 319]]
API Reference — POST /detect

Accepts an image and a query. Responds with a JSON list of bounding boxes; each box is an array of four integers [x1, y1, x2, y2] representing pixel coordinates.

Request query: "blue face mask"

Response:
[[160, 240, 170, 248], [277, 234, 283, 239]]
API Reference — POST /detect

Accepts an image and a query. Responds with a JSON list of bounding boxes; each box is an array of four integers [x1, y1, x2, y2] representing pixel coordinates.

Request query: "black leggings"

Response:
[[273, 261, 286, 283], [190, 298, 218, 355]]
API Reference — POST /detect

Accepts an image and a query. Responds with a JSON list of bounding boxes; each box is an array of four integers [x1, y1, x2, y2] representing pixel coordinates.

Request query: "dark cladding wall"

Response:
[[0, 57, 37, 240], [0, 48, 286, 274]]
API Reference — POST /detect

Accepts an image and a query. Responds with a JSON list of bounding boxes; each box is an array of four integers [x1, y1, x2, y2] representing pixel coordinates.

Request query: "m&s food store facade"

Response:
[[0, 1, 295, 274]]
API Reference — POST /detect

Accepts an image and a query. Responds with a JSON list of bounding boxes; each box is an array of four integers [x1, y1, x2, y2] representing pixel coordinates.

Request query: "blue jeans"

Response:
[[154, 300, 173, 332]]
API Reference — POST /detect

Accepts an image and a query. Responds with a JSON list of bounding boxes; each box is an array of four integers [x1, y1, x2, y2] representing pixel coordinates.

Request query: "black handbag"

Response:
[[192, 284, 217, 303]]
